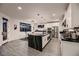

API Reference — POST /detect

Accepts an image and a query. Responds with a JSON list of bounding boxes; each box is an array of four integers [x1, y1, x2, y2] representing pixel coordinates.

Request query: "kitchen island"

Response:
[[28, 32, 51, 51]]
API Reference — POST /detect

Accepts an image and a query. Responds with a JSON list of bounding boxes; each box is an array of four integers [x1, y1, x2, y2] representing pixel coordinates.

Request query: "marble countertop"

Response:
[[28, 32, 49, 36]]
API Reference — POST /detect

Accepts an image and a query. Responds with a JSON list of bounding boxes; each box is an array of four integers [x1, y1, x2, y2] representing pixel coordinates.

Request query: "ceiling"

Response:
[[0, 3, 69, 23]]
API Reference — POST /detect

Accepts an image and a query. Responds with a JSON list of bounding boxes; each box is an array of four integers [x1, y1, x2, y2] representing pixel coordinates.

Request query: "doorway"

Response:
[[52, 26, 58, 38], [2, 17, 8, 41]]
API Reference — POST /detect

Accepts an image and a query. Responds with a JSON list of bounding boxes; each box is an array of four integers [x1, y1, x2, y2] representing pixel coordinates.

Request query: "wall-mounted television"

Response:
[[20, 22, 31, 32]]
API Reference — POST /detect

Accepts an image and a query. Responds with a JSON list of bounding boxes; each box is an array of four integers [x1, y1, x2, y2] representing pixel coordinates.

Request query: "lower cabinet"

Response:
[[28, 35, 42, 51], [28, 34, 50, 51]]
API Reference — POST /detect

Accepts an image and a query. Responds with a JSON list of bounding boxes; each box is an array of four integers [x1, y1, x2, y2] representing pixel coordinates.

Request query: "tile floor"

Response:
[[62, 41, 79, 56], [1, 38, 79, 56], [0, 38, 61, 56]]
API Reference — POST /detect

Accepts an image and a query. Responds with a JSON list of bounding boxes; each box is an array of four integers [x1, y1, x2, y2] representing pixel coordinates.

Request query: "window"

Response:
[[20, 22, 31, 32]]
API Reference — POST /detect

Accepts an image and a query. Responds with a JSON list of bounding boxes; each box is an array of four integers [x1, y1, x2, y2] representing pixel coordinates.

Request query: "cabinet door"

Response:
[[28, 35, 42, 51], [35, 36, 42, 51]]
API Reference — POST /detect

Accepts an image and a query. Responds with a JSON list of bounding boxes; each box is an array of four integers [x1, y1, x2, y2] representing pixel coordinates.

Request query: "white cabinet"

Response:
[[42, 34, 50, 48]]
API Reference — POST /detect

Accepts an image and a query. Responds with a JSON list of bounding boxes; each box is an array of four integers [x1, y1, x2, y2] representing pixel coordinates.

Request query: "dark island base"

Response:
[[28, 35, 51, 51], [28, 35, 42, 51]]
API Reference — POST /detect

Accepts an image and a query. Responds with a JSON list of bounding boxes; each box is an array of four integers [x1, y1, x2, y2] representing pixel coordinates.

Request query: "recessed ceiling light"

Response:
[[52, 13, 56, 16], [17, 6, 22, 10]]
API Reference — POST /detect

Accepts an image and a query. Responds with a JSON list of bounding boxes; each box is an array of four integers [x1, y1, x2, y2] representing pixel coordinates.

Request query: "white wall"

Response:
[[34, 22, 59, 31], [60, 3, 79, 29], [71, 4, 79, 27], [60, 4, 71, 31], [45, 22, 59, 29], [66, 4, 72, 28], [0, 12, 10, 45], [8, 19, 28, 41], [0, 12, 35, 46]]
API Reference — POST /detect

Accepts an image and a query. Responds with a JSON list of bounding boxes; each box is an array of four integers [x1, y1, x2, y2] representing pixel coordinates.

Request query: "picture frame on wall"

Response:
[[14, 24, 17, 30]]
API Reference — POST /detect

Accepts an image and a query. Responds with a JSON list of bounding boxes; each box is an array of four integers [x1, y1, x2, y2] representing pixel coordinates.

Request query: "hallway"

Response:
[[0, 38, 61, 56]]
